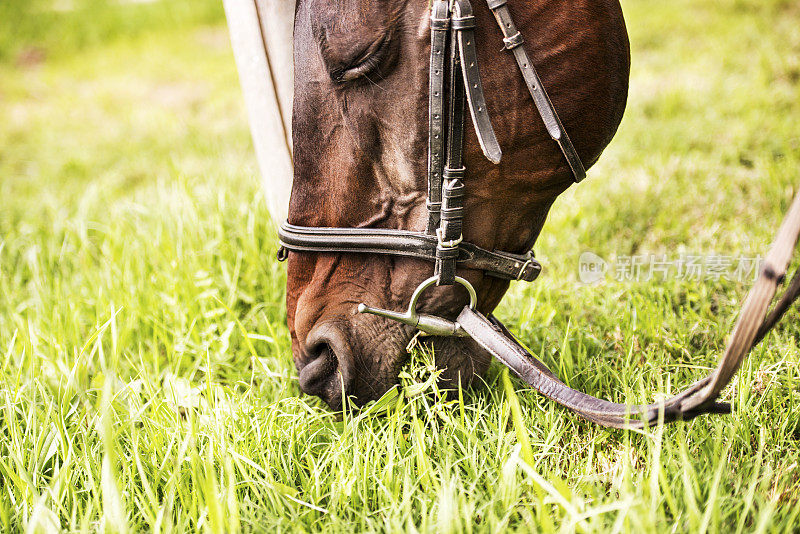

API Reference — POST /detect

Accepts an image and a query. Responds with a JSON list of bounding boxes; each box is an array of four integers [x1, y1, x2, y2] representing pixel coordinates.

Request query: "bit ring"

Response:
[[407, 275, 476, 312]]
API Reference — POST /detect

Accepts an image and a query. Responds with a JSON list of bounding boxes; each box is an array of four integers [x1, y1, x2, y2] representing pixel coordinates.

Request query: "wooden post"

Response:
[[223, 0, 294, 224]]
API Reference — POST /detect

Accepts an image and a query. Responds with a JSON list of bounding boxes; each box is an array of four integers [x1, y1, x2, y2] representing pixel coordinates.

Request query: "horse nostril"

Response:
[[299, 343, 337, 395], [298, 336, 353, 408]]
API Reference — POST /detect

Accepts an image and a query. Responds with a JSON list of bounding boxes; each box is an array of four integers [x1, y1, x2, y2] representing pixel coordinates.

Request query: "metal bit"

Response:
[[357, 275, 477, 338]]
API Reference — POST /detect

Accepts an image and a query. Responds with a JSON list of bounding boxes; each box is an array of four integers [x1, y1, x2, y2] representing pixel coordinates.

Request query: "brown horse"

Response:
[[286, 0, 630, 408]]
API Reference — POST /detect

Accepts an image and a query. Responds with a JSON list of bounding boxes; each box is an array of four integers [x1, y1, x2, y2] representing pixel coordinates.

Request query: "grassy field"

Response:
[[1, 0, 799, 531]]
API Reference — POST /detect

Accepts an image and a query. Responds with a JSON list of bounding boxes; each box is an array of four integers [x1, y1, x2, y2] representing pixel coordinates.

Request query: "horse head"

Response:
[[286, 0, 630, 408]]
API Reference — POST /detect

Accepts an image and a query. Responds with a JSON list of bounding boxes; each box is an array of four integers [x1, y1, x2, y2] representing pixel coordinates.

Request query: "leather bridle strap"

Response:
[[435, 0, 468, 285], [454, 0, 501, 164], [435, 0, 502, 285], [458, 190, 800, 428], [425, 1, 449, 234], [278, 222, 542, 282], [485, 0, 586, 182], [428, 0, 500, 236], [458, 308, 731, 428]]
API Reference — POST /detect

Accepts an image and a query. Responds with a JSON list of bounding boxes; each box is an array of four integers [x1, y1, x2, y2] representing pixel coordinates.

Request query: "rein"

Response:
[[458, 188, 800, 428], [279, 0, 800, 428]]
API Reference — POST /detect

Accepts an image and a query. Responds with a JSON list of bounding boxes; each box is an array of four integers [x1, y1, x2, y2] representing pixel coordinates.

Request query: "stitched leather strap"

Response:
[[426, 0, 450, 234], [436, 6, 469, 286], [278, 222, 542, 282], [458, 190, 800, 428], [458, 308, 731, 428], [455, 0, 502, 164], [437, 177, 465, 284], [680, 188, 800, 409], [484, 0, 586, 181]]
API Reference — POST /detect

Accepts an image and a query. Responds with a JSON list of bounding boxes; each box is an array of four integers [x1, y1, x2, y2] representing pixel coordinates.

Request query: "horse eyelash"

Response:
[[333, 34, 392, 84]]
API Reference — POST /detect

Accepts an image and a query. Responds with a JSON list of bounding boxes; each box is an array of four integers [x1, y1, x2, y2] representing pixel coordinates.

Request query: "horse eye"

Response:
[[330, 35, 391, 83]]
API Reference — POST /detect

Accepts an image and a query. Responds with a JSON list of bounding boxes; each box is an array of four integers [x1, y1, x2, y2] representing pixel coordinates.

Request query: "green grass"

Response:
[[1, 0, 799, 531]]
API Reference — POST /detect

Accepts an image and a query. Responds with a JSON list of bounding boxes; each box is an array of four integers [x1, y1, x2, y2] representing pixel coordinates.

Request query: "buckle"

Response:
[[516, 257, 532, 280], [514, 252, 540, 281]]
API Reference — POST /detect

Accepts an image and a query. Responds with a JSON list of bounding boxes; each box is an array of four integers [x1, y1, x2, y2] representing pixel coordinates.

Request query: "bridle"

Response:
[[279, 0, 580, 317], [278, 0, 800, 428]]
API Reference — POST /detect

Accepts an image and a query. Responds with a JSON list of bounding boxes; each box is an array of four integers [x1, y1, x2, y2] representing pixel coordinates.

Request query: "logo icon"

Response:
[[578, 251, 608, 284]]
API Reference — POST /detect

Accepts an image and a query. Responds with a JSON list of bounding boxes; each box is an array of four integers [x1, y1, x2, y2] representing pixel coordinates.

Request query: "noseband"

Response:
[[279, 0, 800, 429]]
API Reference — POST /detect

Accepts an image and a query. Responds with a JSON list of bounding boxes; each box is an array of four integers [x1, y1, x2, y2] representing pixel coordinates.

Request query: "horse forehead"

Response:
[[309, 0, 397, 41]]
